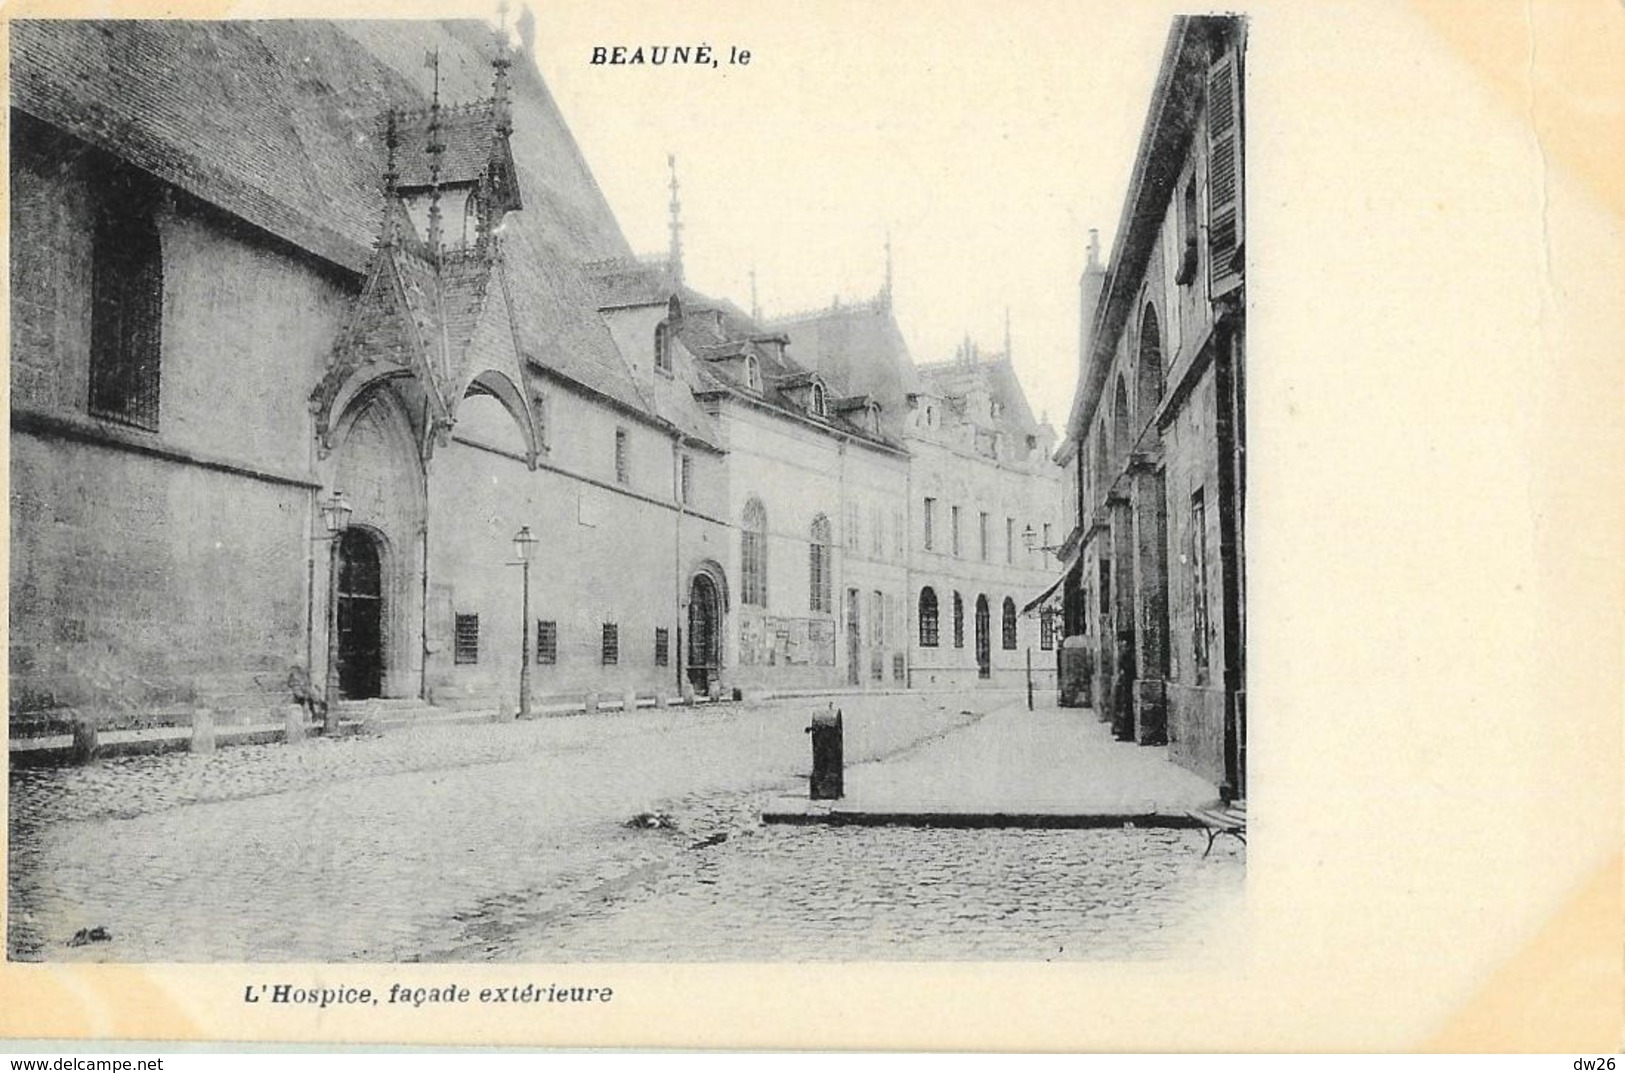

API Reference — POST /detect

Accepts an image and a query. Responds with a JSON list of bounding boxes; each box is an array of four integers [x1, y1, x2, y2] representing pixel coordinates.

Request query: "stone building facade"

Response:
[[769, 302, 1065, 691], [1055, 15, 1247, 796], [9, 18, 1066, 736]]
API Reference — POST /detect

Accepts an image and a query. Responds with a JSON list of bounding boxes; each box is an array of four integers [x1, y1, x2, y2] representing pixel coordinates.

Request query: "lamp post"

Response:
[[319, 490, 353, 736], [511, 525, 538, 719], [1022, 523, 1062, 556]]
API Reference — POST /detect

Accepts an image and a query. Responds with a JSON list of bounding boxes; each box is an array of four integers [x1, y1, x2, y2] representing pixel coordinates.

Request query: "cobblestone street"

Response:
[[9, 691, 1243, 962]]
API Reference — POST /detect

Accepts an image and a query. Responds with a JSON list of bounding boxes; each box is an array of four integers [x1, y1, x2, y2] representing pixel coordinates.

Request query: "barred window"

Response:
[[601, 622, 619, 665], [454, 613, 480, 664], [655, 627, 669, 667], [953, 592, 965, 648], [951, 506, 962, 556], [1005, 517, 1015, 564], [918, 587, 939, 647], [536, 620, 557, 664], [845, 501, 860, 552], [808, 514, 833, 613], [922, 497, 935, 550], [680, 454, 693, 505], [1040, 609, 1056, 651], [615, 428, 630, 484], [742, 496, 768, 607], [90, 188, 163, 430], [1002, 597, 1018, 650], [979, 512, 990, 561]]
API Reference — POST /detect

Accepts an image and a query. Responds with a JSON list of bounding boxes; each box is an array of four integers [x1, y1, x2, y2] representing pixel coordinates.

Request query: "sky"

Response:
[[528, 0, 1180, 430]]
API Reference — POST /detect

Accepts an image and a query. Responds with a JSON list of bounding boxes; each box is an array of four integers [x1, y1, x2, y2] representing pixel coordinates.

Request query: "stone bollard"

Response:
[[621, 688, 638, 714], [70, 714, 99, 766], [653, 691, 669, 709], [707, 680, 723, 703], [583, 691, 599, 714], [190, 708, 216, 755], [283, 703, 306, 744], [681, 682, 696, 706]]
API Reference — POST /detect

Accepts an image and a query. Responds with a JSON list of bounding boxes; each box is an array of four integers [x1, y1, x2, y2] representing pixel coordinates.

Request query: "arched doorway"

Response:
[[336, 528, 385, 700], [687, 573, 721, 692], [974, 594, 991, 680]]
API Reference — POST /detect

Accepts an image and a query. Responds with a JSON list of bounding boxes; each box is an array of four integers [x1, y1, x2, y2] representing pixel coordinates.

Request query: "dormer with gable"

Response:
[[834, 394, 884, 437], [779, 370, 829, 420]]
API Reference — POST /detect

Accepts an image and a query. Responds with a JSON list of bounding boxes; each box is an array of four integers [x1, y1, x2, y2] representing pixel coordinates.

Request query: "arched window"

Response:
[[745, 356, 761, 392], [952, 591, 965, 648], [1136, 304, 1163, 431], [1111, 374, 1131, 465], [1093, 423, 1108, 498], [654, 320, 673, 374], [811, 380, 827, 417], [742, 497, 768, 607], [1002, 597, 1018, 650], [918, 587, 939, 647], [808, 514, 832, 613]]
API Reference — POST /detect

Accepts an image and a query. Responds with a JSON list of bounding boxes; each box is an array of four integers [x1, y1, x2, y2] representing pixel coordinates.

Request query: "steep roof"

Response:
[[766, 298, 923, 437], [9, 20, 722, 441], [586, 260, 901, 450], [916, 352, 1042, 438], [391, 101, 501, 189]]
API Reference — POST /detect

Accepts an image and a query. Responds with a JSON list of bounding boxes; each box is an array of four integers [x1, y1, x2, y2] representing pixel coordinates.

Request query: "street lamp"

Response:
[[320, 490, 353, 736], [511, 525, 539, 719], [1023, 523, 1063, 555]]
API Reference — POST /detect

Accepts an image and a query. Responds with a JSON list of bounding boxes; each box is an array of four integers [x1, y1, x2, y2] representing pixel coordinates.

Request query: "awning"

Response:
[[1021, 543, 1083, 615]]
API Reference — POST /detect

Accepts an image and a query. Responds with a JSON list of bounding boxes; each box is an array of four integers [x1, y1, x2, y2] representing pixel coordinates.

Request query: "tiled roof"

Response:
[[917, 355, 1042, 437], [392, 102, 498, 188], [8, 20, 727, 441], [584, 261, 899, 450], [767, 300, 923, 439]]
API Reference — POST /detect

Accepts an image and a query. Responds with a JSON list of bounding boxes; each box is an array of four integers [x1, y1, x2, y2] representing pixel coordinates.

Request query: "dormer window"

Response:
[[745, 356, 761, 392], [811, 381, 827, 417], [654, 320, 672, 375]]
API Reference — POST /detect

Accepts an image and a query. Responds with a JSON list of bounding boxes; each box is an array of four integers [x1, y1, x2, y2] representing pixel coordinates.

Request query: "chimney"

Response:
[[1079, 226, 1107, 374]]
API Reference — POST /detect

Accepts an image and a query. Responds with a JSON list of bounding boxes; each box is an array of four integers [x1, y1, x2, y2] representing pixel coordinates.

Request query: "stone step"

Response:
[[333, 697, 435, 712]]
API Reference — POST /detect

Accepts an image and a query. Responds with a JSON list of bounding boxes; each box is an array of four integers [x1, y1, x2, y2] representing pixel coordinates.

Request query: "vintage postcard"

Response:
[[2, 0, 1620, 1053]]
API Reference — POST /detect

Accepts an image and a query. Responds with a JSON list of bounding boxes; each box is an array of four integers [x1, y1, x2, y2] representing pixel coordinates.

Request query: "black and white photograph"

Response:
[[8, 8, 1247, 966], [5, 0, 1621, 1056]]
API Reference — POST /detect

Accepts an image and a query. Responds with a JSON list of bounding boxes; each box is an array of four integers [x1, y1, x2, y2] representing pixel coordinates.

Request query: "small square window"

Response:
[[536, 620, 557, 665], [454, 613, 480, 664], [602, 622, 619, 665]]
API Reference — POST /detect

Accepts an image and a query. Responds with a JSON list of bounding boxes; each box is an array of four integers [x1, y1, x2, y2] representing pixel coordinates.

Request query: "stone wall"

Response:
[[10, 125, 349, 729]]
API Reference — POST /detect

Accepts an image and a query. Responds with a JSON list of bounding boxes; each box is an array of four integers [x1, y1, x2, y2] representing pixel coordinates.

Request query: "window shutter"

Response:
[[1206, 40, 1244, 299]]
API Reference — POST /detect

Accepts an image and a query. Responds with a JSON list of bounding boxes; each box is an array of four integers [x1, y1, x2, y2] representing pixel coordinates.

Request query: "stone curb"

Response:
[[7, 687, 957, 767], [759, 807, 1214, 829]]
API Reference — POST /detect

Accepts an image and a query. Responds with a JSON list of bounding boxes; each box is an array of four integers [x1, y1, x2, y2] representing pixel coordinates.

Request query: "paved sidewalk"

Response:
[[765, 699, 1222, 824]]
